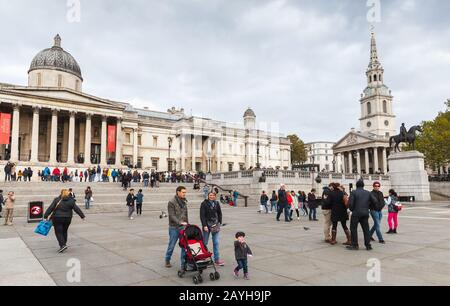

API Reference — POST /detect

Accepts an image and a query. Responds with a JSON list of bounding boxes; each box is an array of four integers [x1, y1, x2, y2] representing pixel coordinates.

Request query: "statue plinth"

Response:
[[388, 151, 431, 201]]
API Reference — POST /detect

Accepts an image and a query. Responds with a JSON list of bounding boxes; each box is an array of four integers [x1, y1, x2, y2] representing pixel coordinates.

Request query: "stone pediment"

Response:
[[333, 132, 375, 150], [0, 86, 125, 111]]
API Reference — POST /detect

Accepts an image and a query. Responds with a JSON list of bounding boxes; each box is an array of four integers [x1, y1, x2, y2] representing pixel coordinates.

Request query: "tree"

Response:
[[287, 134, 307, 165], [410, 100, 450, 170]]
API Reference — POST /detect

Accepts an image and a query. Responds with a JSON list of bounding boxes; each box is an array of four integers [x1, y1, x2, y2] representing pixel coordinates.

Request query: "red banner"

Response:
[[0, 113, 11, 145], [107, 125, 116, 153]]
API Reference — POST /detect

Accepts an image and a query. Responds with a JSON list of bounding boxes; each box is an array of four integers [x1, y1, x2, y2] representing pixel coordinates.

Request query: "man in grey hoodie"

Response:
[[165, 186, 189, 269]]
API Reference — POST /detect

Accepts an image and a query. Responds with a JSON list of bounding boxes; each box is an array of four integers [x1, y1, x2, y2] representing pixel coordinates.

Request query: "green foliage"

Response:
[[287, 134, 307, 165], [412, 101, 450, 168]]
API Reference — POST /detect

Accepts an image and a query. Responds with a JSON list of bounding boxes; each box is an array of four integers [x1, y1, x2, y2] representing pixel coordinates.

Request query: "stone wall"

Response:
[[430, 182, 450, 200]]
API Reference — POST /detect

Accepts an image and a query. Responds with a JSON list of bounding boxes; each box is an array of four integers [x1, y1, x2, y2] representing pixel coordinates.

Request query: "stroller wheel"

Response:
[[193, 276, 199, 285], [198, 275, 203, 283], [209, 273, 216, 281], [214, 272, 220, 280], [177, 270, 185, 278]]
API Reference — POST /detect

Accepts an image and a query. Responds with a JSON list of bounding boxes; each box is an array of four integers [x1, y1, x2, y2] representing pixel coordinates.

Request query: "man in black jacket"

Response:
[[369, 182, 386, 244], [126, 189, 137, 220], [200, 192, 224, 266], [276, 184, 290, 222], [347, 180, 377, 251]]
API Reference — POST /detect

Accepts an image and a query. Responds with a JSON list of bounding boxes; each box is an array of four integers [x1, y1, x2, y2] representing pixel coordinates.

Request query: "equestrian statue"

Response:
[[389, 123, 423, 153]]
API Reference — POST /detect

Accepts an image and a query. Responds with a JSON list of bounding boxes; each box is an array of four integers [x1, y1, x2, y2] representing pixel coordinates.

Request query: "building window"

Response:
[[369, 75, 372, 83], [152, 158, 159, 170], [138, 135, 142, 146], [125, 133, 131, 144], [228, 163, 234, 172], [137, 158, 143, 169], [124, 156, 132, 166], [374, 74, 377, 82], [367, 102, 372, 115], [153, 136, 158, 147], [37, 73, 42, 86], [383, 100, 387, 113], [58, 75, 63, 87], [326, 156, 328, 161], [385, 132, 390, 138], [239, 163, 245, 171]]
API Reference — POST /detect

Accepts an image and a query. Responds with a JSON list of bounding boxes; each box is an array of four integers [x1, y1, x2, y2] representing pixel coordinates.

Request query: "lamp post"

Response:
[[256, 141, 261, 170], [168, 137, 173, 171], [332, 157, 336, 173]]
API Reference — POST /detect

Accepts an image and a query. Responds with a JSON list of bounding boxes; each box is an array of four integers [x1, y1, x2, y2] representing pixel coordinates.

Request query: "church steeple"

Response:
[[366, 30, 384, 87]]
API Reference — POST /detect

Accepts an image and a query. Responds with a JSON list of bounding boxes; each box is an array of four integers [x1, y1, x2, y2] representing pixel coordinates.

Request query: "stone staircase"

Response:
[[0, 182, 206, 217]]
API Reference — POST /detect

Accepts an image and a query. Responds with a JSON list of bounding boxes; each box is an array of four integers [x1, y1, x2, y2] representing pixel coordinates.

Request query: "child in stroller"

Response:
[[178, 224, 220, 284]]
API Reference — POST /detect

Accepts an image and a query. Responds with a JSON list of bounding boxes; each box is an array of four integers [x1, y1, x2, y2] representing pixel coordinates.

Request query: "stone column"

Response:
[[101, 116, 107, 165], [133, 128, 138, 167], [181, 135, 186, 171], [373, 147, 379, 174], [336, 153, 341, 173], [10, 104, 20, 162], [216, 139, 221, 172], [348, 151, 353, 174], [84, 113, 92, 165], [67, 111, 76, 164], [365, 149, 370, 174], [49, 109, 58, 164], [192, 135, 196, 171], [30, 106, 40, 163], [115, 118, 122, 168], [342, 152, 347, 173], [356, 150, 361, 174], [382, 147, 388, 174]]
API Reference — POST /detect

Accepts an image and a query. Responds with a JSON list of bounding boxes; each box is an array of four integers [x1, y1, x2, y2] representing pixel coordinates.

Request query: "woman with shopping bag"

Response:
[[44, 189, 85, 253]]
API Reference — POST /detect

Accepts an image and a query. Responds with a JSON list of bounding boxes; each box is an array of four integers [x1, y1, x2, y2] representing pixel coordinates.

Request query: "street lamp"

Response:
[[256, 141, 261, 170], [332, 157, 336, 173], [168, 137, 173, 171]]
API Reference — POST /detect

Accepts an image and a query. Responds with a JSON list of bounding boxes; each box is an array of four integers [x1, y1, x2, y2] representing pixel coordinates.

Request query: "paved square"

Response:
[[1, 201, 449, 286]]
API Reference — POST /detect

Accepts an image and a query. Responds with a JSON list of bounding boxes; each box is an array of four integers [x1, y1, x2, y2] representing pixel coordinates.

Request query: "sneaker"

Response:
[[393, 229, 398, 234], [379, 240, 386, 244], [346, 245, 359, 251], [386, 229, 393, 234], [165, 261, 172, 268], [215, 260, 225, 266], [244, 273, 250, 280], [58, 245, 68, 253], [233, 269, 239, 278]]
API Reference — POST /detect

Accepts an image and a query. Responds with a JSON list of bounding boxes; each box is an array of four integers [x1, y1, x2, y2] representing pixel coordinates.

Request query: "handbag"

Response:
[[34, 200, 62, 236], [209, 222, 221, 234]]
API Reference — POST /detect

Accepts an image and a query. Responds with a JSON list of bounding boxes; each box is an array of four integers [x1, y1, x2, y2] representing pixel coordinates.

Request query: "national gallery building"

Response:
[[0, 35, 291, 172]]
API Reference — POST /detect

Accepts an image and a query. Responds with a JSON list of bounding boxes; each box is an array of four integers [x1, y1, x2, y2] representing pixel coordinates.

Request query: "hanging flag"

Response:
[[107, 125, 116, 153], [0, 113, 11, 145]]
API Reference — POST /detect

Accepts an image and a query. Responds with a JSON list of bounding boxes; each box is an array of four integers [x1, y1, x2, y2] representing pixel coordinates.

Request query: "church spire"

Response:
[[366, 29, 384, 86]]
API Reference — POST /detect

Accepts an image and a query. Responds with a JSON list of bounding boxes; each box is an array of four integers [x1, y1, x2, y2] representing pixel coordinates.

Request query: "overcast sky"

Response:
[[0, 0, 449, 143]]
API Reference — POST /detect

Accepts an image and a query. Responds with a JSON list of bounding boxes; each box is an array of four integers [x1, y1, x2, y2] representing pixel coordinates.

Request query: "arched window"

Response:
[[369, 75, 372, 83], [367, 102, 372, 115], [374, 74, 377, 81], [379, 74, 382, 82], [383, 100, 387, 113]]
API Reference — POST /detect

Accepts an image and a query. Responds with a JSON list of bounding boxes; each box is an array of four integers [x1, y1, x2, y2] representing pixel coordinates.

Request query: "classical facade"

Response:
[[333, 31, 396, 175], [0, 35, 291, 172], [305, 142, 335, 172]]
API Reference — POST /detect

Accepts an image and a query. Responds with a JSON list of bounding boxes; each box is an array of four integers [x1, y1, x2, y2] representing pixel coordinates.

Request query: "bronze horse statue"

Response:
[[389, 125, 423, 153]]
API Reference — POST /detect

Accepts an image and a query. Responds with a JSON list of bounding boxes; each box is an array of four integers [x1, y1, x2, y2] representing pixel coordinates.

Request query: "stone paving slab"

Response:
[[1, 201, 449, 286]]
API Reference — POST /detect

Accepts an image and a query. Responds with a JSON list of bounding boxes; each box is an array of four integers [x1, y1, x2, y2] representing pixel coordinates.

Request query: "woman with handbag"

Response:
[[327, 183, 351, 245], [386, 189, 401, 234], [44, 189, 85, 253], [200, 192, 224, 266]]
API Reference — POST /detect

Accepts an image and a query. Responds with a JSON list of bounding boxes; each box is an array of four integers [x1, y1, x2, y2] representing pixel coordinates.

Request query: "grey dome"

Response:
[[243, 108, 256, 118], [29, 35, 83, 80]]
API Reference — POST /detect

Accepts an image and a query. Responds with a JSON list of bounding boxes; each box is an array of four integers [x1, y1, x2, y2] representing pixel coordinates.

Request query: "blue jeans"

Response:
[[144, 179, 149, 187], [270, 200, 277, 212], [233, 197, 238, 207], [84, 199, 91, 209], [203, 230, 220, 262], [235, 259, 248, 274], [165, 227, 186, 268], [309, 208, 317, 220], [369, 210, 384, 241]]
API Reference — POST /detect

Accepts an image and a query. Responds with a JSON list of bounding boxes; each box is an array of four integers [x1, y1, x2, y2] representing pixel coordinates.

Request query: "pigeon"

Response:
[[159, 211, 168, 219], [303, 227, 310, 231]]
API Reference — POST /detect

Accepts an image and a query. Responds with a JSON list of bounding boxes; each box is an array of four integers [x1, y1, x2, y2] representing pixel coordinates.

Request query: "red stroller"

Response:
[[178, 224, 220, 284]]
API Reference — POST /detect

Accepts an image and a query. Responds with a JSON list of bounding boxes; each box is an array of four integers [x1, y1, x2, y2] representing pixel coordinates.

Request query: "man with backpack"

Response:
[[369, 182, 386, 244]]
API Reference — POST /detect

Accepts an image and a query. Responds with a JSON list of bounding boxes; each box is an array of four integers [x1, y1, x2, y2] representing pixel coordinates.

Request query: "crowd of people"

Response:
[[257, 180, 402, 251]]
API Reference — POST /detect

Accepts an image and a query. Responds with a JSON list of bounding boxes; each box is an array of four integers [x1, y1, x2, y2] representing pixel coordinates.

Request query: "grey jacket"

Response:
[[349, 188, 377, 218], [168, 196, 189, 228]]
